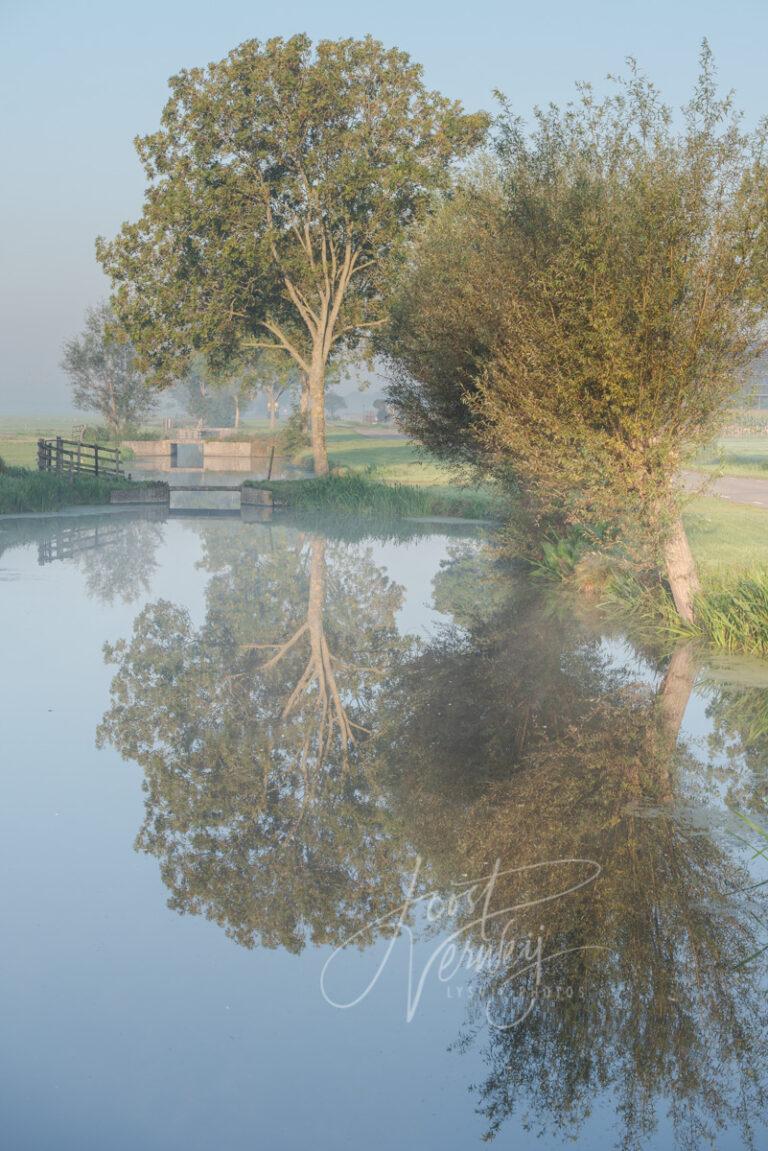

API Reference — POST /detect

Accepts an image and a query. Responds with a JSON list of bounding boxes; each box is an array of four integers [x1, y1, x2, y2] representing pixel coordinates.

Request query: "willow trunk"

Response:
[[664, 517, 701, 625]]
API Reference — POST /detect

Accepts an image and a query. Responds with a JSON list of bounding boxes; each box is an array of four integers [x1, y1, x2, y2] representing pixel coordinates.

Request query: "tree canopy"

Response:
[[97, 33, 488, 473]]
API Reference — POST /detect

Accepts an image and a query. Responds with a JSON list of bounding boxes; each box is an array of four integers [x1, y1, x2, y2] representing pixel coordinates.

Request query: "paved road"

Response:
[[683, 469, 768, 509]]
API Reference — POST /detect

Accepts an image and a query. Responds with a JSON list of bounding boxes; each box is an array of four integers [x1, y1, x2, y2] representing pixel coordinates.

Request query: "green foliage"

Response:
[[533, 532, 588, 580], [386, 47, 768, 570], [97, 34, 488, 473], [384, 167, 509, 464], [325, 391, 347, 419], [605, 566, 768, 657], [692, 574, 768, 656], [278, 410, 312, 462]]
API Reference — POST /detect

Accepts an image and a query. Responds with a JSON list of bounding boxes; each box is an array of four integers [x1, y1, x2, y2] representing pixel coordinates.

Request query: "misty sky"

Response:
[[2, 0, 768, 413]]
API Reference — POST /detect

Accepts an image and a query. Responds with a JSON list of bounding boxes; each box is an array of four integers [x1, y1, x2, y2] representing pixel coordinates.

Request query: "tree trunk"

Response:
[[234, 394, 240, 430], [268, 385, 276, 431], [299, 374, 310, 422], [308, 353, 329, 477], [664, 517, 701, 624]]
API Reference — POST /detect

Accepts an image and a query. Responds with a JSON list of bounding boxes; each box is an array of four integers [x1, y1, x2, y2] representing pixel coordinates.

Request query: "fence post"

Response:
[[94, 445, 99, 477], [55, 437, 63, 473], [37, 439, 46, 471]]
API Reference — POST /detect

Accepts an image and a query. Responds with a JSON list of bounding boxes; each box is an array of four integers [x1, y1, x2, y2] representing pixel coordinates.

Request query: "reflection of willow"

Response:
[[98, 523, 414, 951], [374, 574, 768, 1150]]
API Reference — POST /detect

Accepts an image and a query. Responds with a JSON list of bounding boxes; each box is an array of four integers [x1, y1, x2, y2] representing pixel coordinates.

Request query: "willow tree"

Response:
[[387, 48, 768, 620], [96, 34, 487, 475]]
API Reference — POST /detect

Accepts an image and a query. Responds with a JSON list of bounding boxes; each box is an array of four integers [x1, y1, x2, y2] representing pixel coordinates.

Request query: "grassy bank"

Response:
[[245, 472, 499, 520], [324, 426, 454, 484], [0, 466, 133, 515], [682, 499, 768, 654], [598, 497, 768, 655]]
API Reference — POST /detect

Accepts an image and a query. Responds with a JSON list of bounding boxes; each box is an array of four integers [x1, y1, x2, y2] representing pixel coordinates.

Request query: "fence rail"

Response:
[[37, 437, 123, 479]]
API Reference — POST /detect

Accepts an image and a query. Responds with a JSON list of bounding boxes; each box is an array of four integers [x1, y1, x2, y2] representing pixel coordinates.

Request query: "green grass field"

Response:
[[0, 419, 456, 478], [695, 437, 768, 479], [324, 426, 456, 484], [0, 417, 80, 469], [684, 496, 768, 580]]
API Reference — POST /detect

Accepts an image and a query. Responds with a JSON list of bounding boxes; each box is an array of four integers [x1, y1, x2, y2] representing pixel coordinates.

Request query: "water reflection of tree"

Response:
[[98, 524, 415, 951], [73, 515, 165, 604], [374, 573, 768, 1149], [97, 528, 768, 1148], [0, 511, 165, 605]]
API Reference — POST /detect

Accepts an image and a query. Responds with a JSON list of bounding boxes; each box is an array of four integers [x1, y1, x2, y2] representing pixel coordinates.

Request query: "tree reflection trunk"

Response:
[[246, 536, 362, 766], [658, 643, 698, 747], [649, 643, 698, 804]]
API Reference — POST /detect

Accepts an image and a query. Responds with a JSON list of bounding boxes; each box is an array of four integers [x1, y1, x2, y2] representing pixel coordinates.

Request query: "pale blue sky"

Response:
[[2, 0, 767, 411]]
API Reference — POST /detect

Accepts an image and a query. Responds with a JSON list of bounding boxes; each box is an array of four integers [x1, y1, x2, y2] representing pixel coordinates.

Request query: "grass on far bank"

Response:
[[251, 423, 499, 519], [246, 471, 499, 521], [684, 496, 768, 578], [0, 466, 135, 515], [681, 497, 768, 655]]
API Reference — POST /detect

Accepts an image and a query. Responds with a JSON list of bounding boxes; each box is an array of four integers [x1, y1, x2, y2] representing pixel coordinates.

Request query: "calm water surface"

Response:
[[2, 510, 768, 1150]]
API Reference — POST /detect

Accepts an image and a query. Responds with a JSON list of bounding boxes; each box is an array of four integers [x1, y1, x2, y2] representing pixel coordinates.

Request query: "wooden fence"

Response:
[[37, 437, 123, 479]]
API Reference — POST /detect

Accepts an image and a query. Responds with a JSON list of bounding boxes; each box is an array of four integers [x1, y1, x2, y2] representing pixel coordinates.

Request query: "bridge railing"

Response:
[[37, 437, 123, 480]]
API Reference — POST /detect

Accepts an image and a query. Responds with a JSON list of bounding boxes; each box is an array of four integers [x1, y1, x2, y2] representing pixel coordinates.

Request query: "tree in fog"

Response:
[[61, 303, 157, 436]]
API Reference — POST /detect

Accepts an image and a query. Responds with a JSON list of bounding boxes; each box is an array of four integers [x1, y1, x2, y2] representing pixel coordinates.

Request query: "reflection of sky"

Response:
[[367, 534, 481, 639]]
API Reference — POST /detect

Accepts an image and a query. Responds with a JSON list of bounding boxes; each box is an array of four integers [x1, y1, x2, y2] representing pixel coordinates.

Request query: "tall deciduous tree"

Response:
[[96, 34, 488, 475], [387, 49, 768, 621], [61, 303, 157, 437]]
